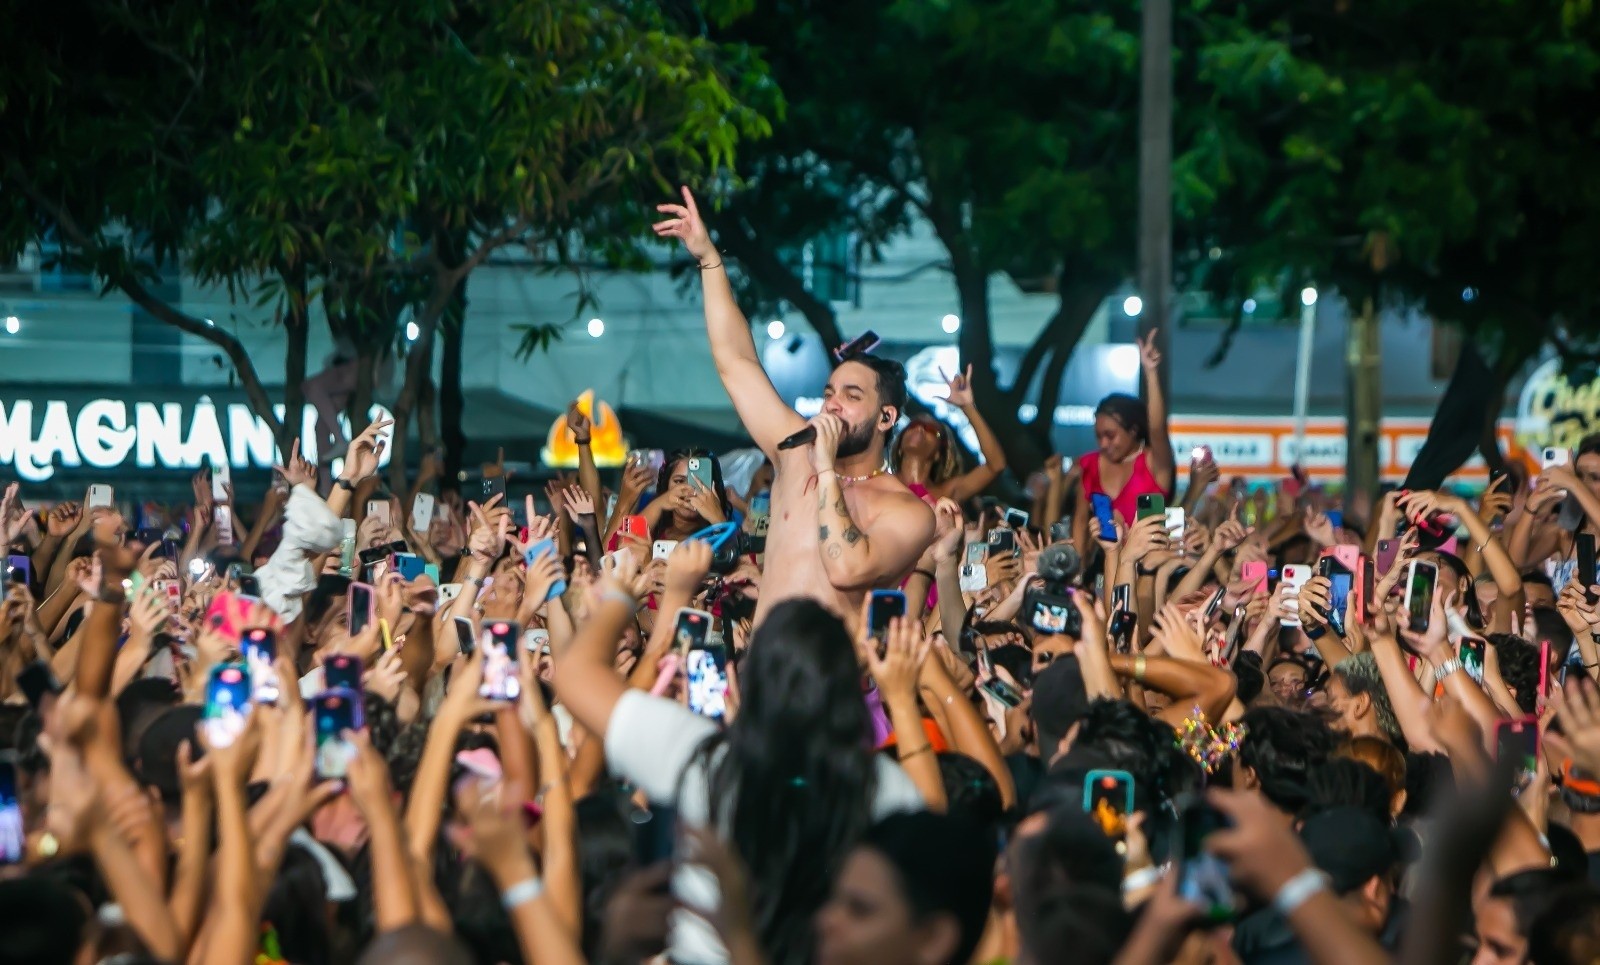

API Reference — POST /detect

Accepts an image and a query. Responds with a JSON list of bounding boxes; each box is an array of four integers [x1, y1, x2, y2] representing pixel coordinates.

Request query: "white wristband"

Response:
[[501, 877, 545, 910], [1122, 865, 1162, 894], [1271, 868, 1329, 916]]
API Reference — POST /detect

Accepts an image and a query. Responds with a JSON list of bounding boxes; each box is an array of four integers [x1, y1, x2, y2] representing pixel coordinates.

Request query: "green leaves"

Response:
[[0, 0, 774, 356]]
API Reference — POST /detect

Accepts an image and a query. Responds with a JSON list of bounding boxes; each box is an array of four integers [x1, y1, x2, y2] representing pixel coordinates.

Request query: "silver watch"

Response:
[[1433, 658, 1462, 683]]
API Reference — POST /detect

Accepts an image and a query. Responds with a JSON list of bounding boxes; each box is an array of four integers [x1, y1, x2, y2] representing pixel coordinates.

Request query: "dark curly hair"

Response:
[[1487, 633, 1541, 715], [1237, 706, 1337, 815]]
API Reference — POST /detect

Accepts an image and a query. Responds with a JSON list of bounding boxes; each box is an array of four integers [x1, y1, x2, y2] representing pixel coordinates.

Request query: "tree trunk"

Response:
[[1136, 0, 1174, 402], [711, 211, 846, 354], [1346, 296, 1383, 518], [440, 274, 469, 488], [280, 268, 310, 461]]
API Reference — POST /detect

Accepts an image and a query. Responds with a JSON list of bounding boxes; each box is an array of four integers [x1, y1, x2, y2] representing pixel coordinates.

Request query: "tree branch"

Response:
[[708, 209, 846, 354], [3, 159, 287, 449]]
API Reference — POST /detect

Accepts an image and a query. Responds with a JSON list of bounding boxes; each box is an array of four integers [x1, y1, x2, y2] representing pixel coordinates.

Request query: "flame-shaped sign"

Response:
[[541, 390, 628, 468]]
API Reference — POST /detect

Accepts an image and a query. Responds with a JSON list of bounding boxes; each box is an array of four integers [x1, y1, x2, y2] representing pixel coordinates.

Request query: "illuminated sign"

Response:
[[1515, 357, 1600, 453], [541, 389, 628, 468], [0, 397, 393, 482], [1169, 415, 1512, 481]]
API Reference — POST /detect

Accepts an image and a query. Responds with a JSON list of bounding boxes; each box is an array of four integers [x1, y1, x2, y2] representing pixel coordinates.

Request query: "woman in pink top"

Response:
[[1071, 332, 1174, 553], [889, 364, 1009, 505]]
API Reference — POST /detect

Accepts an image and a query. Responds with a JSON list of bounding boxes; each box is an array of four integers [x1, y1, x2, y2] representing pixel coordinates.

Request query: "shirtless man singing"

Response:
[[654, 188, 935, 627]]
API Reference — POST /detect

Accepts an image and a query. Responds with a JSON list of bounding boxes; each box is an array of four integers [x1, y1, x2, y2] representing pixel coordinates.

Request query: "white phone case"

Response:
[[211, 463, 231, 501], [87, 484, 113, 509], [959, 563, 988, 593], [653, 540, 678, 561], [214, 506, 235, 546], [1279, 564, 1312, 627], [411, 493, 436, 532]]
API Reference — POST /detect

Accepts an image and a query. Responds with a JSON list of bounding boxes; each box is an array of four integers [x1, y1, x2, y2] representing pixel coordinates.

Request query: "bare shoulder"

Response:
[[867, 479, 935, 526]]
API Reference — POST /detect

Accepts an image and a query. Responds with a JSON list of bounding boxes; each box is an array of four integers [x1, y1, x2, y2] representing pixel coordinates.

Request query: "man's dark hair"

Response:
[[136, 705, 204, 806], [1487, 634, 1541, 715], [1238, 707, 1336, 815], [0, 875, 90, 965], [1064, 698, 1189, 807], [1304, 757, 1391, 823], [1521, 569, 1555, 594], [841, 353, 909, 432], [1528, 881, 1600, 965], [1234, 650, 1266, 704], [860, 812, 997, 965], [938, 753, 1005, 829], [1490, 869, 1572, 939], [1011, 809, 1131, 964]]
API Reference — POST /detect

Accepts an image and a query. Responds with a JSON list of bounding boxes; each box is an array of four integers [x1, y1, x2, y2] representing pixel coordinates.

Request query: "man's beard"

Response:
[[835, 416, 879, 460]]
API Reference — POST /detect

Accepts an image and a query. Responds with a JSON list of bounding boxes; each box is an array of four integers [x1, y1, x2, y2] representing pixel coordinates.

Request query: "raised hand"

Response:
[[941, 364, 976, 408], [0, 483, 25, 544], [859, 614, 932, 699], [619, 462, 655, 502], [684, 478, 726, 524], [1137, 328, 1162, 373], [47, 501, 82, 538], [665, 540, 713, 596], [566, 401, 593, 443], [277, 439, 318, 490], [1303, 507, 1337, 547], [1546, 679, 1600, 778], [929, 498, 965, 563], [1478, 474, 1512, 523], [564, 485, 595, 519], [343, 419, 394, 485], [522, 548, 566, 609], [651, 186, 718, 263], [808, 413, 845, 474], [467, 497, 510, 562]]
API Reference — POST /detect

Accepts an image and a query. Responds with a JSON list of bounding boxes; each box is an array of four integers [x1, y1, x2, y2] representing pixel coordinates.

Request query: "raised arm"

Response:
[[654, 187, 806, 456], [1137, 331, 1175, 494], [929, 366, 1007, 503]]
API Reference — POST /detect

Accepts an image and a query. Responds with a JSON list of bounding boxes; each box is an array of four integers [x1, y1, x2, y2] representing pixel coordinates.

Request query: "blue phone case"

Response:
[[1092, 494, 1116, 540], [523, 539, 567, 600]]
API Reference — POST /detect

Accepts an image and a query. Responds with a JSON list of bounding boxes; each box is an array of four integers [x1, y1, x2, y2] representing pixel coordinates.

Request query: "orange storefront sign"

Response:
[[1168, 415, 1516, 481]]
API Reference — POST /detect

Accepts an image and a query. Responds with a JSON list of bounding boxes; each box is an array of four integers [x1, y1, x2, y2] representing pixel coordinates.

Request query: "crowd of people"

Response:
[[0, 189, 1597, 965]]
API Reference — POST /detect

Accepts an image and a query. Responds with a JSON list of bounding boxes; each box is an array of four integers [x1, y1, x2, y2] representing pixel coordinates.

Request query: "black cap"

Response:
[[1032, 656, 1090, 760], [1299, 807, 1407, 893]]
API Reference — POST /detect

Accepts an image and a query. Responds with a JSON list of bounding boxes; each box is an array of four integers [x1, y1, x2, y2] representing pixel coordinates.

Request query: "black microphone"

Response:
[[777, 426, 816, 451]]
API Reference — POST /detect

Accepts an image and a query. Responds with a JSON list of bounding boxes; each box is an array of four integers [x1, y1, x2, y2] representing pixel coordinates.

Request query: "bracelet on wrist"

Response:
[[1122, 865, 1162, 894], [500, 877, 544, 910], [1271, 868, 1329, 916], [335, 477, 355, 491]]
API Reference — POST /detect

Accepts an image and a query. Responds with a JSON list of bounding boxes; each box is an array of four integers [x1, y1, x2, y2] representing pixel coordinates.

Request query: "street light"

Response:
[[1123, 296, 1143, 317], [941, 313, 960, 334], [586, 318, 605, 338]]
